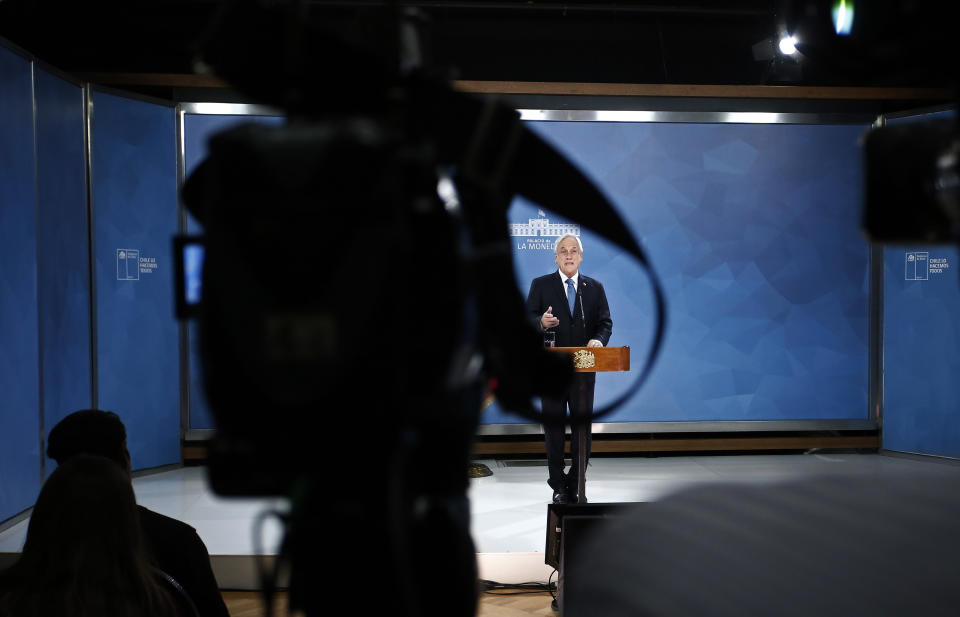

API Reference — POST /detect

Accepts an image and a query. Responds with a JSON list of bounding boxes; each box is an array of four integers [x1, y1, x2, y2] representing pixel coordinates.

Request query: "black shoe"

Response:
[[551, 598, 559, 611], [552, 490, 569, 504], [572, 494, 588, 504]]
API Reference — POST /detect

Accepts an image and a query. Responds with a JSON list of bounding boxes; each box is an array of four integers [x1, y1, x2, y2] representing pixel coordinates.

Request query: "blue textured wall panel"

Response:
[[181, 113, 284, 430], [35, 69, 91, 453], [0, 47, 42, 521], [91, 92, 179, 469], [881, 109, 960, 457], [882, 246, 960, 456], [483, 121, 871, 424]]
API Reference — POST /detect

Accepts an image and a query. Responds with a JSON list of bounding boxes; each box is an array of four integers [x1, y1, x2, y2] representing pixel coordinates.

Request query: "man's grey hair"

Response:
[[554, 233, 583, 255]]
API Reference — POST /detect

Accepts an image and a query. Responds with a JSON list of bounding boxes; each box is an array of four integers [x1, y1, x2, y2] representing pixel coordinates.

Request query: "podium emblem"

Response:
[[573, 350, 595, 369]]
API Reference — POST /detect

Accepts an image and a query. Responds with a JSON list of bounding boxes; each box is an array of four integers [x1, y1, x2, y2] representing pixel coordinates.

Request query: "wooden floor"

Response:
[[223, 590, 555, 616], [223, 592, 287, 617], [475, 590, 556, 616]]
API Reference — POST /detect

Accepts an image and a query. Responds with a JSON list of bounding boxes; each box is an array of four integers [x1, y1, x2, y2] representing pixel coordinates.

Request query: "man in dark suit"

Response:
[[525, 233, 612, 505], [46, 409, 230, 617]]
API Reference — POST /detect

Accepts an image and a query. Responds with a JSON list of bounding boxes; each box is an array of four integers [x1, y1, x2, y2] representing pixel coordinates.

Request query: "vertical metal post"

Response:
[[868, 113, 886, 433], [175, 106, 190, 444], [83, 84, 98, 410]]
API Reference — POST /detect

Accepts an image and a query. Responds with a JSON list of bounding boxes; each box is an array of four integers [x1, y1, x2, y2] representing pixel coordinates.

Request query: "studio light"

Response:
[[752, 28, 803, 83], [778, 35, 798, 55]]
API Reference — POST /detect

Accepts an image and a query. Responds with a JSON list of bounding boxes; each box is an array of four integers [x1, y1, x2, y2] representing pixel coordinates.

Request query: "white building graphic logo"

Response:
[[905, 251, 929, 281], [117, 249, 140, 281], [116, 248, 159, 280], [510, 210, 580, 250]]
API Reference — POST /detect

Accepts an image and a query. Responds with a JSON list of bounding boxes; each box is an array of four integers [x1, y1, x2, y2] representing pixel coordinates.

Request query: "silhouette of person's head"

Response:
[[47, 409, 131, 475], [0, 454, 177, 617]]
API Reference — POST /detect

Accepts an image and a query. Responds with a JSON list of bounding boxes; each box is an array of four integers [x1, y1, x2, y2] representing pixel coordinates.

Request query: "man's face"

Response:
[[555, 237, 583, 278]]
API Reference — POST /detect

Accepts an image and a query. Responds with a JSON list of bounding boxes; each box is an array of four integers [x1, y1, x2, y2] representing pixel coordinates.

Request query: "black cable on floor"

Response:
[[479, 578, 557, 595]]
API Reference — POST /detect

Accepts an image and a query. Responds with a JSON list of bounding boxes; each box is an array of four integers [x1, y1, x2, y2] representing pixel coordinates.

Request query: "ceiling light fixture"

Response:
[[832, 0, 855, 35]]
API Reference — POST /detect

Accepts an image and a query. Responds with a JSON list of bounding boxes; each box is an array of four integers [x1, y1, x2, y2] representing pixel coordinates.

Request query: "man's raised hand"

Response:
[[541, 306, 560, 329]]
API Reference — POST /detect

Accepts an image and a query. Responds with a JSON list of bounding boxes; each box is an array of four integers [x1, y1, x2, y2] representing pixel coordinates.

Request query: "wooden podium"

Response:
[[545, 346, 630, 503], [547, 345, 630, 373]]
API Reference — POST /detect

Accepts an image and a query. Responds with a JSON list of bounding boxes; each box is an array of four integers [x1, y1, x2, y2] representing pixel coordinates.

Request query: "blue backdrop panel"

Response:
[[0, 46, 42, 521], [883, 246, 960, 456], [182, 113, 284, 430], [483, 120, 870, 424], [92, 91, 179, 469], [881, 109, 960, 457], [35, 69, 91, 454]]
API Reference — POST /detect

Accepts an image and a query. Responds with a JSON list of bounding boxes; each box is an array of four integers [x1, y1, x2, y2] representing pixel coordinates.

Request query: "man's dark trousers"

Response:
[[543, 372, 595, 495]]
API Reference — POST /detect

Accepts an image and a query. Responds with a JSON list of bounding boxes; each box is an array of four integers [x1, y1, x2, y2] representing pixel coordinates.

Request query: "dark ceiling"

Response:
[[1, 1, 957, 100]]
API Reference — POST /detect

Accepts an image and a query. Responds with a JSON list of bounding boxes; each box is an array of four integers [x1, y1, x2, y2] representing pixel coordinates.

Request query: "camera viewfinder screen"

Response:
[[183, 242, 204, 306]]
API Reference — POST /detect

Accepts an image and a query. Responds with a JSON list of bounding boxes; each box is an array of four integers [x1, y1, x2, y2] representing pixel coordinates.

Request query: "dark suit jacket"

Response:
[[526, 271, 612, 348], [139, 506, 230, 617]]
